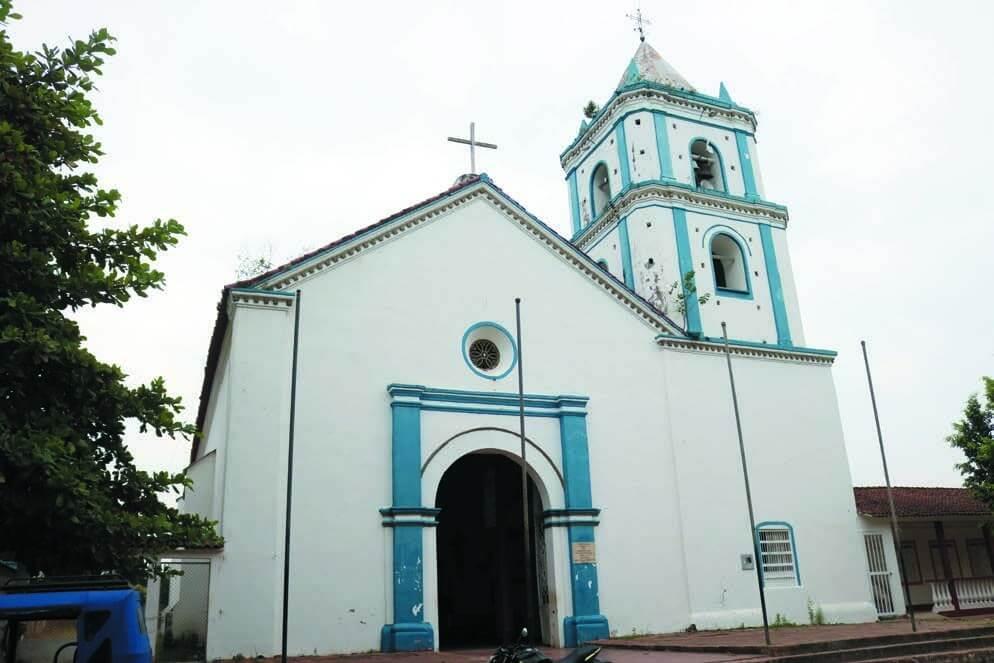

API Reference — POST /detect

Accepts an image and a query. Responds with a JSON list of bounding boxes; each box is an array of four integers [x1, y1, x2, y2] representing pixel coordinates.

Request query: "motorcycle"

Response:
[[489, 628, 605, 663]]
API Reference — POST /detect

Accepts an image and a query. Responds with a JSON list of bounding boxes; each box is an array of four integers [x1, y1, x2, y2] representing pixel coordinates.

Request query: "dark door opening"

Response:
[[436, 453, 544, 649]]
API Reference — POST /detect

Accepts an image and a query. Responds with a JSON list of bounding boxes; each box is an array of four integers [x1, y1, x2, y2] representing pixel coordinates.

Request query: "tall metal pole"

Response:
[[721, 322, 770, 646], [861, 340, 917, 632], [281, 290, 303, 663], [515, 298, 535, 635]]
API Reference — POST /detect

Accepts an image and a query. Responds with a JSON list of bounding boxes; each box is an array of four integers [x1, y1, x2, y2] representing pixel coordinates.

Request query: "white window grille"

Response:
[[758, 527, 797, 583]]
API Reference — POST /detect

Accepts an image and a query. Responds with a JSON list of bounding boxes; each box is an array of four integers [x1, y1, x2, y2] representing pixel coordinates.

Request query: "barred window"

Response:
[[758, 525, 798, 584]]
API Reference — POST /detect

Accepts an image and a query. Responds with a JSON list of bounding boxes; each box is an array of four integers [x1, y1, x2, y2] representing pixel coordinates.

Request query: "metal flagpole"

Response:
[[281, 290, 303, 663], [515, 298, 535, 635], [721, 322, 771, 646], [861, 340, 917, 632]]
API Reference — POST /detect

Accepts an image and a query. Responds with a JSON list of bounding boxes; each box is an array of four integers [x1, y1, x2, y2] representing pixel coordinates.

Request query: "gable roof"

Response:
[[854, 486, 992, 518], [190, 174, 687, 461]]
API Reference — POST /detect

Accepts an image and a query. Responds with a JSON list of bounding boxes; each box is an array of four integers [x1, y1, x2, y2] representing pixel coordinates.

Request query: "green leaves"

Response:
[[0, 0, 220, 583], [948, 377, 994, 510]]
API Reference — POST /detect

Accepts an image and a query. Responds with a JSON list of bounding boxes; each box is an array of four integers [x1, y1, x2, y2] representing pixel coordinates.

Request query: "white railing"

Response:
[[930, 577, 994, 612]]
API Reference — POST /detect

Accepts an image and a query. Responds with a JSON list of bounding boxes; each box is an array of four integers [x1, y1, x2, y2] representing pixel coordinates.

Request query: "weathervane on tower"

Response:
[[626, 6, 651, 43]]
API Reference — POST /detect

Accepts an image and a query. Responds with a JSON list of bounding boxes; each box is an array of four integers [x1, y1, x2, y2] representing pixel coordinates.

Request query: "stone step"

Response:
[[859, 645, 994, 662], [766, 634, 994, 662], [595, 626, 994, 657]]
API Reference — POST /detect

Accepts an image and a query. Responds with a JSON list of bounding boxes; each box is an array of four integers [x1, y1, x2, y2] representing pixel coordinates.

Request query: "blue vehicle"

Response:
[[0, 576, 151, 663]]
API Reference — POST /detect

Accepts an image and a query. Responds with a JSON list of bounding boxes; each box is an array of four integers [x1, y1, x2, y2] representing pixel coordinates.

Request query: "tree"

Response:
[[0, 1, 221, 582], [583, 101, 599, 119], [948, 377, 994, 509]]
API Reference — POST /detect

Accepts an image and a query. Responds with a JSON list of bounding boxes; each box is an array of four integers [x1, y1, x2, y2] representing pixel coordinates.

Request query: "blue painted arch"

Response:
[[587, 160, 613, 222], [707, 230, 753, 299]]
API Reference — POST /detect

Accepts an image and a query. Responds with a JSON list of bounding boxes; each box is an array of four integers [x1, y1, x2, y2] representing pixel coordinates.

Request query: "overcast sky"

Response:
[[10, 1, 994, 491]]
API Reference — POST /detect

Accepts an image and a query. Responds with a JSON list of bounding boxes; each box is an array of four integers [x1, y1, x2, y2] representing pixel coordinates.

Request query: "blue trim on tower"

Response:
[[561, 92, 756, 163], [615, 123, 631, 189], [735, 131, 759, 200], [618, 218, 635, 289], [652, 111, 675, 181], [759, 225, 792, 345], [568, 170, 581, 234], [671, 209, 702, 336], [461, 321, 518, 381], [756, 521, 801, 586]]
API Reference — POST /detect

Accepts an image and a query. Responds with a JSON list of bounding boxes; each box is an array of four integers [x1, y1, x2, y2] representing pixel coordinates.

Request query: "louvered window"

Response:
[[758, 526, 797, 583]]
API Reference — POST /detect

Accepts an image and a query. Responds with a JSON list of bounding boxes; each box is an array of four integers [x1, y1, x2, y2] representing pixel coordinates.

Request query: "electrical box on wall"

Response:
[[740, 553, 755, 570]]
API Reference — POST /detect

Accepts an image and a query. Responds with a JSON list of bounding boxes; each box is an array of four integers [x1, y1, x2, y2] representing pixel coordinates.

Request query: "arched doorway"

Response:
[[435, 452, 544, 648]]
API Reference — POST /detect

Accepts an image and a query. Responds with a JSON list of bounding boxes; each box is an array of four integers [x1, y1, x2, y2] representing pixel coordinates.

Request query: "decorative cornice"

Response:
[[257, 180, 685, 337], [227, 288, 295, 313], [561, 84, 757, 169], [655, 335, 837, 365], [388, 384, 589, 419], [574, 182, 790, 251]]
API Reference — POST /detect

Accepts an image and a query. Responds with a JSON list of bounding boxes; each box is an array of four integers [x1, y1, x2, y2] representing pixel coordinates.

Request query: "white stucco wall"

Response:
[[202, 300, 294, 659], [661, 349, 877, 627], [586, 225, 624, 285], [199, 188, 872, 657]]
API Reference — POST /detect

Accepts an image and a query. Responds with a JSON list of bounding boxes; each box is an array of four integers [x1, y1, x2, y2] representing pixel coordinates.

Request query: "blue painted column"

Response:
[[381, 385, 436, 652], [567, 169, 581, 235], [617, 218, 636, 290], [671, 208, 702, 336], [734, 131, 758, 200], [559, 401, 609, 646], [614, 123, 631, 190], [759, 225, 792, 346], [652, 112, 675, 181]]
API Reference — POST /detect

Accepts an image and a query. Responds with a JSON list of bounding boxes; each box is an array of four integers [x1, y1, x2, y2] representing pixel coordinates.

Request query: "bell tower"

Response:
[[563, 41, 805, 347]]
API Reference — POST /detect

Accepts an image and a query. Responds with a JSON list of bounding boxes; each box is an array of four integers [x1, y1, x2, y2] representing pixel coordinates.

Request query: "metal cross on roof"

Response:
[[447, 122, 497, 174], [626, 7, 652, 43]]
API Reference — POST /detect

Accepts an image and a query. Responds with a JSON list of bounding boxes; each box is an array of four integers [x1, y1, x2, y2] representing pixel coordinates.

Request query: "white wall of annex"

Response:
[[662, 349, 876, 627], [206, 302, 294, 660], [858, 517, 908, 616]]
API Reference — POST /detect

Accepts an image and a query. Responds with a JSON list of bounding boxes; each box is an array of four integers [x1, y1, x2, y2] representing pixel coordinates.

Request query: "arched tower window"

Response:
[[691, 140, 725, 192], [711, 233, 748, 293], [590, 163, 611, 218]]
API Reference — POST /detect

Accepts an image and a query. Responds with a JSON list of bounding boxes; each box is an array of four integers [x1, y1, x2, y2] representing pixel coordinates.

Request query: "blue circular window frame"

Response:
[[462, 321, 518, 381]]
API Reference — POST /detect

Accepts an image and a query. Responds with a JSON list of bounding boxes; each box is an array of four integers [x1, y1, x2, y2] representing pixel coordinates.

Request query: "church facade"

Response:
[[175, 42, 879, 659]]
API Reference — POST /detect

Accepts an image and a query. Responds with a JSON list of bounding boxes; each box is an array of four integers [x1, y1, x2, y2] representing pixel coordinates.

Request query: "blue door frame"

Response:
[[380, 384, 610, 651]]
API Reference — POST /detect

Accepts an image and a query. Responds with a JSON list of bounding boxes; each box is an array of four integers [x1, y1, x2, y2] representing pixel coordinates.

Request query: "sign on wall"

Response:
[[572, 542, 596, 564]]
